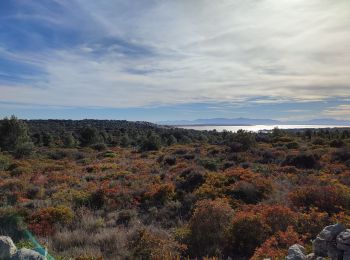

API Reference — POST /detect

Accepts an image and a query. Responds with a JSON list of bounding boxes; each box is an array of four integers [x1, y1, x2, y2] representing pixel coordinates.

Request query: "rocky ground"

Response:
[[0, 236, 46, 260], [287, 224, 350, 260]]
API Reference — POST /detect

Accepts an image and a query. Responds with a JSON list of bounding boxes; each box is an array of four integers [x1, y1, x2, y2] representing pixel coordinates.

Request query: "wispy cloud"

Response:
[[0, 0, 349, 119], [323, 105, 350, 119]]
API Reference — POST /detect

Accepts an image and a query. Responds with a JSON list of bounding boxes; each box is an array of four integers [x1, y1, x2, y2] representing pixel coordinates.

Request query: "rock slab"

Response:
[[0, 236, 46, 260], [0, 236, 17, 259], [286, 244, 306, 260], [11, 248, 46, 260]]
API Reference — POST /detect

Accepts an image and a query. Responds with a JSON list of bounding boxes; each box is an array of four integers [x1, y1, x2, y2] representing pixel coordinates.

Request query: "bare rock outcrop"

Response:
[[0, 236, 17, 259], [0, 236, 46, 260], [287, 223, 350, 260]]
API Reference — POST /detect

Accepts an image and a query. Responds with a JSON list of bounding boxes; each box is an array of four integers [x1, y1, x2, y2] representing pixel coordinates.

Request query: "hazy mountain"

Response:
[[159, 118, 350, 126]]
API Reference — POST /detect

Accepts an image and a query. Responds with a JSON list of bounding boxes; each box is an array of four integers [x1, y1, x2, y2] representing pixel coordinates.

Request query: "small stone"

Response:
[[286, 244, 306, 260], [0, 236, 17, 259], [10, 248, 46, 260], [305, 253, 315, 260]]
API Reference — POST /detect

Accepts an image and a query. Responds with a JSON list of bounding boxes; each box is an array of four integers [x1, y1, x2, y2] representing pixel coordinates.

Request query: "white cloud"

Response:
[[1, 0, 350, 108], [323, 105, 350, 119]]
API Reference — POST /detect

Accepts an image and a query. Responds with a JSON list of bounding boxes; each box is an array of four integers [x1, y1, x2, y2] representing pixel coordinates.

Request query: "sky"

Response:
[[0, 0, 350, 122]]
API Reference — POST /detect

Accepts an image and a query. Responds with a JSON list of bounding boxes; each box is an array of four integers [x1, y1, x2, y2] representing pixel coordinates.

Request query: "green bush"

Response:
[[0, 154, 11, 171], [14, 142, 34, 158], [286, 142, 299, 149], [0, 116, 31, 152]]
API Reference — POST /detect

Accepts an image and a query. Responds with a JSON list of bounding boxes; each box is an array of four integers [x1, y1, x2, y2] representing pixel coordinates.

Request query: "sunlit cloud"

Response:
[[0, 0, 349, 119], [323, 105, 350, 119]]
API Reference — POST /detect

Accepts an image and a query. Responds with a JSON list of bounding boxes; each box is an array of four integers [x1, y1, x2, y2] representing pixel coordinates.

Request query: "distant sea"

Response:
[[177, 125, 350, 132]]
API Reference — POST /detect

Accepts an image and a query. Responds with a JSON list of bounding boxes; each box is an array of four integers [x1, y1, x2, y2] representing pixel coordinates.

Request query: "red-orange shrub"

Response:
[[28, 206, 73, 236], [289, 185, 350, 213], [252, 226, 301, 259]]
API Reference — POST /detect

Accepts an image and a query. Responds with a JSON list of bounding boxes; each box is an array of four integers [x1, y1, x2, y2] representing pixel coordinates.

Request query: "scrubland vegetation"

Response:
[[1, 116, 350, 259]]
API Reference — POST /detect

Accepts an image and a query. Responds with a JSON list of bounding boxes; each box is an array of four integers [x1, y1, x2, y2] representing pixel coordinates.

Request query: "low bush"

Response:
[[187, 198, 234, 257], [14, 142, 34, 158], [330, 139, 345, 148], [289, 185, 350, 213], [282, 152, 319, 169], [226, 211, 270, 257], [176, 168, 205, 192], [0, 154, 11, 171], [252, 226, 301, 260], [129, 226, 183, 259], [332, 147, 350, 163]]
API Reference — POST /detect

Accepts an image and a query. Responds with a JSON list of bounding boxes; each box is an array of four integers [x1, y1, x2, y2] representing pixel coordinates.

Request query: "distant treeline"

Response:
[[1, 116, 350, 156]]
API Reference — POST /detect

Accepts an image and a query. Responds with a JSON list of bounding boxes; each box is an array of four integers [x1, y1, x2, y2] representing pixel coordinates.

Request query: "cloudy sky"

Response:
[[0, 0, 349, 121]]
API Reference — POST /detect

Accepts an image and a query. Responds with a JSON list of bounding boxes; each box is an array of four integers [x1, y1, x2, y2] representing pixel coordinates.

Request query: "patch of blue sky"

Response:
[[0, 99, 349, 122], [0, 56, 45, 84]]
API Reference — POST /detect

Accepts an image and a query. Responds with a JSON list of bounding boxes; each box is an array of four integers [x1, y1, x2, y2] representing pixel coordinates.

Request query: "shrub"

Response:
[[14, 142, 34, 158], [312, 138, 326, 145], [91, 143, 107, 151], [63, 132, 76, 148], [227, 169, 273, 204], [143, 184, 175, 206], [199, 158, 219, 171], [129, 227, 183, 259], [332, 147, 350, 163], [87, 190, 106, 210], [243, 204, 298, 233], [176, 168, 205, 193], [103, 150, 117, 158], [164, 156, 176, 166], [330, 139, 345, 148], [49, 226, 129, 259], [117, 209, 137, 226], [297, 209, 330, 240], [47, 149, 68, 160], [28, 206, 74, 236], [226, 211, 270, 257], [252, 227, 301, 260], [230, 181, 266, 204], [289, 185, 350, 213], [187, 198, 234, 257], [282, 152, 319, 169], [0, 154, 11, 171], [286, 142, 299, 149]]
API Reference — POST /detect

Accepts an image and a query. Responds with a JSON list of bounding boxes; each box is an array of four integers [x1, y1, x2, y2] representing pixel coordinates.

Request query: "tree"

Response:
[[140, 132, 161, 151], [79, 126, 100, 146], [63, 132, 76, 148], [0, 116, 33, 154]]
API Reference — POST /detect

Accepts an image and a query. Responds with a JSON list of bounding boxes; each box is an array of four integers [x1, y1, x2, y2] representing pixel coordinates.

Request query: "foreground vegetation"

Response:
[[1, 116, 350, 259]]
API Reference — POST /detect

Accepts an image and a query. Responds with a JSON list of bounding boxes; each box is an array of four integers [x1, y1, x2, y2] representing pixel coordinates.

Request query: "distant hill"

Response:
[[159, 117, 350, 126]]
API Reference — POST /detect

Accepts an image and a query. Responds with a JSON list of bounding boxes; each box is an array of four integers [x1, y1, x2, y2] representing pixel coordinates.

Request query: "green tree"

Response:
[[79, 126, 100, 146], [140, 132, 161, 151], [63, 132, 76, 148], [0, 116, 33, 153]]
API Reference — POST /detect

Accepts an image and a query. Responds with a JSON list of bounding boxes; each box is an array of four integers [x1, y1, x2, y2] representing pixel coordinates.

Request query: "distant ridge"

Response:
[[158, 117, 350, 126]]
